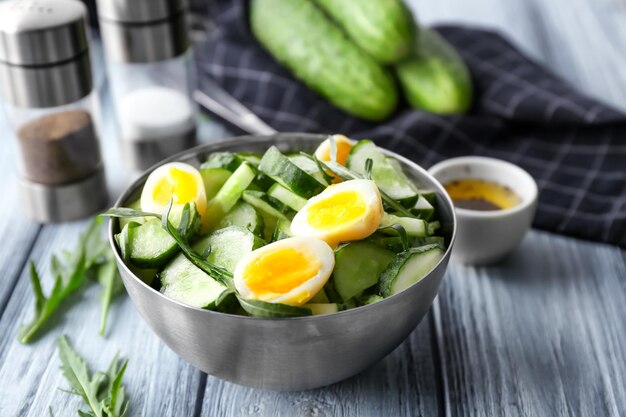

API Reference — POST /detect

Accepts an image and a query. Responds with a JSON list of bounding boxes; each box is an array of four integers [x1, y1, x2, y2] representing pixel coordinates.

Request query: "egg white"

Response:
[[140, 162, 207, 219], [290, 179, 383, 246], [314, 134, 355, 165], [234, 237, 335, 306]]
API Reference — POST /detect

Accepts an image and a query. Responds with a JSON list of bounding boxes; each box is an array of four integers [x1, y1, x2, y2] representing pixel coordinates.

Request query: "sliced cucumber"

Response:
[[258, 146, 325, 198], [309, 288, 329, 303], [237, 298, 312, 318], [119, 199, 147, 230], [347, 140, 418, 201], [380, 213, 429, 237], [271, 218, 292, 242], [360, 294, 383, 305], [418, 190, 437, 205], [217, 201, 264, 237], [411, 194, 434, 220], [267, 183, 308, 211], [304, 303, 339, 315], [160, 253, 227, 309], [288, 154, 328, 185], [205, 162, 256, 230], [128, 219, 179, 268], [242, 190, 294, 220], [379, 244, 445, 296], [333, 241, 395, 301], [194, 226, 265, 273], [236, 152, 262, 166], [200, 167, 232, 200], [201, 152, 242, 172]]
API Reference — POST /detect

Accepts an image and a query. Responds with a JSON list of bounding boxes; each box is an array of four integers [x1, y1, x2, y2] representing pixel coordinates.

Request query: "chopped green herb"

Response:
[[57, 335, 129, 417]]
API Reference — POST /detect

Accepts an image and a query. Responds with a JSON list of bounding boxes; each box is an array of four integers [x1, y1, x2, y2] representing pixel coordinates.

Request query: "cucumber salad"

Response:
[[105, 135, 447, 318]]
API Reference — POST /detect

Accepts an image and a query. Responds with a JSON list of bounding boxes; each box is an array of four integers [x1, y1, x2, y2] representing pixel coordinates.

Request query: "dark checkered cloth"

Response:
[[196, 0, 626, 247]]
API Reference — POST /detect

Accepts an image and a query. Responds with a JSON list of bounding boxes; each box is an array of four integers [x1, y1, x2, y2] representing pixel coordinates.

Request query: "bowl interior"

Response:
[[110, 133, 456, 319]]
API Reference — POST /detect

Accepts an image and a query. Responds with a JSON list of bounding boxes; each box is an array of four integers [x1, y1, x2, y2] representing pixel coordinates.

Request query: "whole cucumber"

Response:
[[395, 28, 473, 114], [250, 0, 398, 121], [315, 0, 417, 64]]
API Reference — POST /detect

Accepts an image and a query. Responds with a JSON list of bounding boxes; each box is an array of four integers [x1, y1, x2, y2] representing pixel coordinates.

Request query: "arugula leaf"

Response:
[[160, 201, 234, 287], [97, 257, 124, 336], [377, 224, 410, 251], [18, 217, 125, 344], [57, 335, 129, 417]]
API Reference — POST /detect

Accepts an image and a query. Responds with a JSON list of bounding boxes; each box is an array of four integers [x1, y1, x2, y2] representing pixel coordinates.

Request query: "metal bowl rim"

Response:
[[108, 132, 457, 322]]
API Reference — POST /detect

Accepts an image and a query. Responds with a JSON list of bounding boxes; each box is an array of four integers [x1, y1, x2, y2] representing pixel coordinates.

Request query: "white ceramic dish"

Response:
[[428, 156, 538, 265]]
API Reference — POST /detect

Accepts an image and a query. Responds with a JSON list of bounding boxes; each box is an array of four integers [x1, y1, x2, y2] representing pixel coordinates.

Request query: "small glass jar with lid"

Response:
[[0, 0, 108, 222], [97, 0, 198, 171]]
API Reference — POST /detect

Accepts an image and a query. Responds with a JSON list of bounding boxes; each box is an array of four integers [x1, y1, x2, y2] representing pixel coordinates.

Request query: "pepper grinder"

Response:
[[97, 0, 198, 171], [0, 0, 108, 222]]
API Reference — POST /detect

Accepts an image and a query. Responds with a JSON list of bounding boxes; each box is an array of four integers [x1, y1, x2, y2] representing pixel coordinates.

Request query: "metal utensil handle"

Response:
[[193, 87, 277, 136]]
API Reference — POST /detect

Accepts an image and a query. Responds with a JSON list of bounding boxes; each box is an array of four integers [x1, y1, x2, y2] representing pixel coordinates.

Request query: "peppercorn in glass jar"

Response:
[[0, 0, 108, 222]]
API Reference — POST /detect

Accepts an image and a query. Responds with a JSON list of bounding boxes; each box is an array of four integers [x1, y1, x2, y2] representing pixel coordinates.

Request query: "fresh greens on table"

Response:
[[18, 218, 124, 344], [56, 335, 129, 417], [105, 135, 447, 318]]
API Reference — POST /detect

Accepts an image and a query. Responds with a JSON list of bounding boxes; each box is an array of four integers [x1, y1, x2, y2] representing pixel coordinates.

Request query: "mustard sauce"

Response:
[[444, 179, 521, 211]]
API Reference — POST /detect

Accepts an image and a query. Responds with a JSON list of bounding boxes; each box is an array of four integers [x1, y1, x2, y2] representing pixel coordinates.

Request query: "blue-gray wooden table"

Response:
[[0, 1, 625, 416]]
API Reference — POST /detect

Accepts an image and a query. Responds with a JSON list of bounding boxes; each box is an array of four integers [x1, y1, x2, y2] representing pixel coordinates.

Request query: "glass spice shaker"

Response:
[[0, 0, 108, 222], [97, 0, 198, 171]]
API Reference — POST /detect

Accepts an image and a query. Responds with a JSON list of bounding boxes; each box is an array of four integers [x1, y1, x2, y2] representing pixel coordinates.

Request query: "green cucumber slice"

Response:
[[237, 298, 312, 318], [379, 244, 445, 296], [119, 199, 147, 230], [411, 195, 434, 220], [304, 303, 339, 315], [271, 218, 292, 242], [360, 294, 383, 305], [309, 288, 329, 303], [193, 226, 265, 273], [347, 140, 418, 201], [267, 183, 308, 211], [160, 253, 227, 309], [201, 152, 242, 172], [242, 190, 295, 220], [258, 146, 325, 198], [333, 241, 395, 301], [217, 201, 265, 237], [288, 154, 328, 185], [380, 213, 429, 237], [236, 153, 262, 166], [200, 167, 232, 200], [128, 219, 179, 268], [205, 162, 256, 230]]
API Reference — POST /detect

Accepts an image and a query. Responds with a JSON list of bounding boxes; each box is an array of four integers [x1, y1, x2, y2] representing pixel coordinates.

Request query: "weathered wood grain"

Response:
[[434, 231, 626, 417], [0, 222, 204, 417], [199, 316, 441, 417]]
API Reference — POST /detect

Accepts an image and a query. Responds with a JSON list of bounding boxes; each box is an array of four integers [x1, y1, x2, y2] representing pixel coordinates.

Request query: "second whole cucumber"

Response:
[[250, 0, 398, 121]]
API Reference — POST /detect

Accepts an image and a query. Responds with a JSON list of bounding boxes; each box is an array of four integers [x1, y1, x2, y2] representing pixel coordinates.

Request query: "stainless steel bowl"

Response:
[[109, 133, 456, 390]]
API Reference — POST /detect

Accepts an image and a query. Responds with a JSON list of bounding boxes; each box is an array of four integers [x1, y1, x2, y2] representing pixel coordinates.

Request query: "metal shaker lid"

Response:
[[97, 0, 190, 63], [0, 0, 89, 66], [97, 0, 187, 23]]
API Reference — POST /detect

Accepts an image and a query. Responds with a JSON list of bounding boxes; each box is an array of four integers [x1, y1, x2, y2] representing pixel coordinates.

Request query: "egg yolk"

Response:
[[306, 191, 366, 231], [318, 139, 353, 165], [153, 167, 198, 205], [244, 248, 321, 297]]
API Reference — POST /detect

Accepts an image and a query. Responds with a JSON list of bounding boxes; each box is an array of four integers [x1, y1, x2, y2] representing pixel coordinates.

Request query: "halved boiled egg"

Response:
[[290, 179, 383, 246], [314, 134, 355, 166], [234, 237, 335, 306], [141, 162, 207, 221]]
